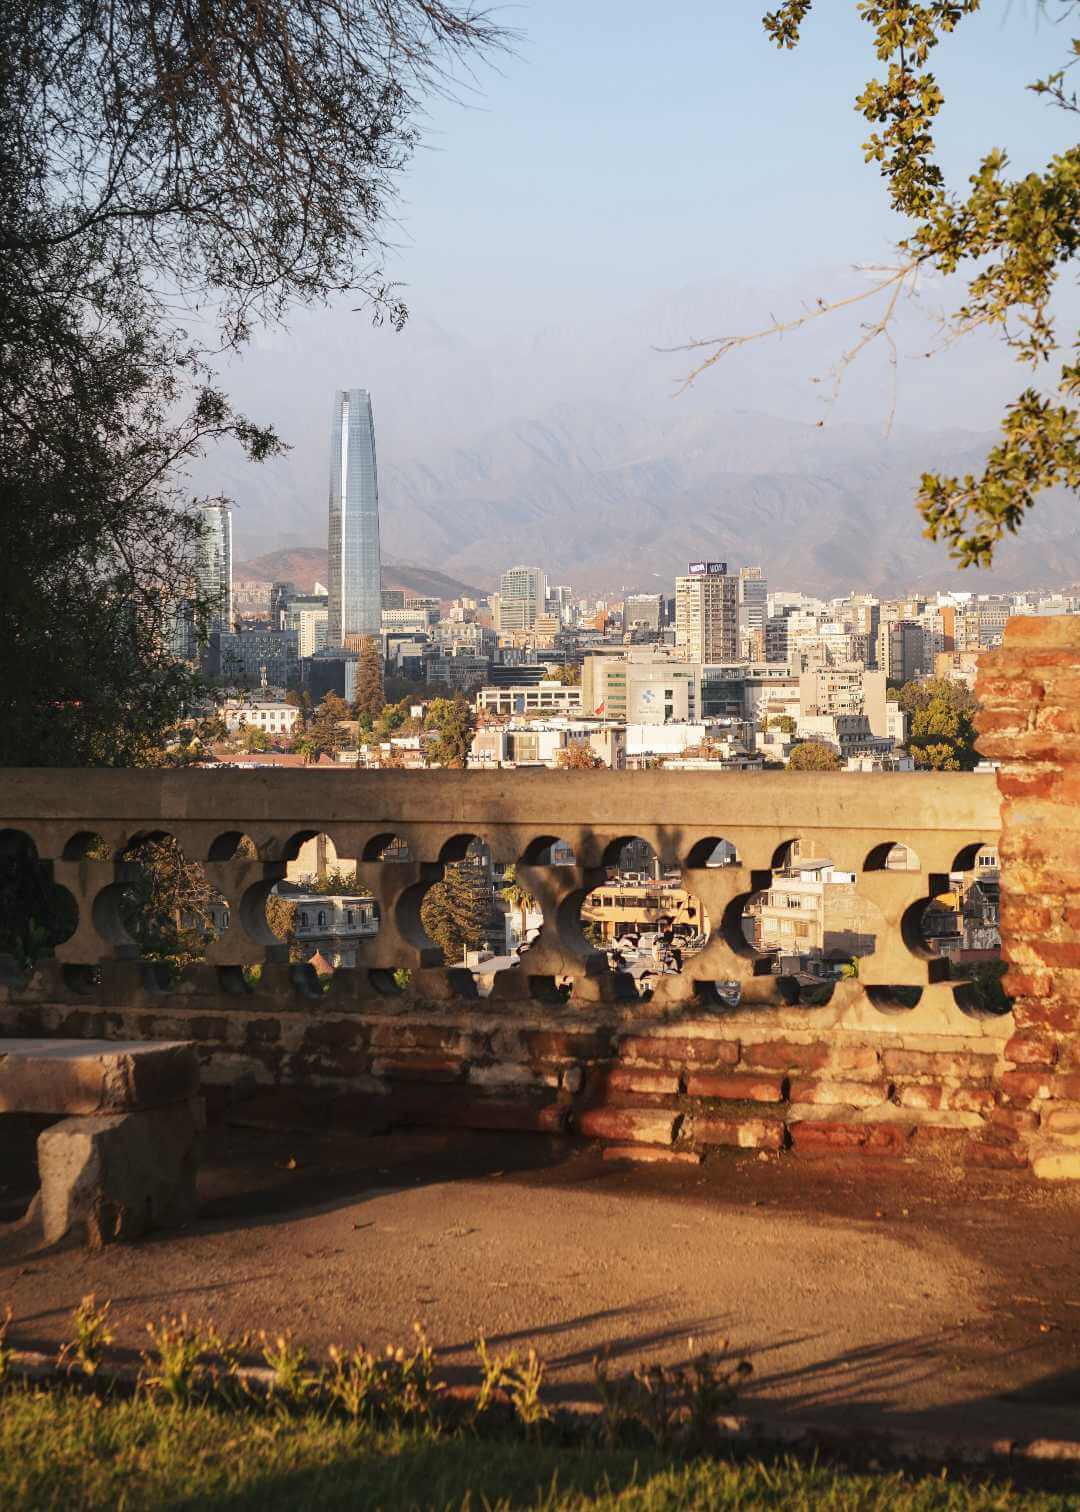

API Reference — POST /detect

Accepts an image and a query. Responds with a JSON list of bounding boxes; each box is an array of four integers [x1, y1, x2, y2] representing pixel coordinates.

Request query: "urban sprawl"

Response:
[[175, 389, 1074, 995]]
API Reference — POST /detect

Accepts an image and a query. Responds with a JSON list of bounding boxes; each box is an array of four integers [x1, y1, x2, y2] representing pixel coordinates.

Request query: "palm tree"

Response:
[[501, 866, 538, 950]]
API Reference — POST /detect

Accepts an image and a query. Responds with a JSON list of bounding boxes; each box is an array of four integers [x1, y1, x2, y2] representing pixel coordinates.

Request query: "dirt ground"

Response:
[[3, 1112, 1080, 1445]]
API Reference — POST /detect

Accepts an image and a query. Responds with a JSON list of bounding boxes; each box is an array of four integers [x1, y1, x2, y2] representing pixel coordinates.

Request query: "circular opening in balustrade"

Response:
[[265, 840, 381, 987], [740, 840, 884, 1006], [417, 837, 507, 974], [0, 828, 79, 980], [113, 834, 229, 981], [581, 837, 710, 990], [917, 842, 1010, 1018]]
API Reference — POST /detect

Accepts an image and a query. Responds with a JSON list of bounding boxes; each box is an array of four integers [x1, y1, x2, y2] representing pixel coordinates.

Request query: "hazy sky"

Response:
[[209, 1, 1077, 558], [381, 0, 1072, 322]]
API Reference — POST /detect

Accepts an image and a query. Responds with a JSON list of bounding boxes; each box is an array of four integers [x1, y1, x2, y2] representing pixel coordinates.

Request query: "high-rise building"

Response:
[[195, 502, 233, 633], [497, 565, 546, 632], [675, 564, 739, 663], [877, 619, 925, 682], [624, 593, 663, 634], [328, 389, 382, 648]]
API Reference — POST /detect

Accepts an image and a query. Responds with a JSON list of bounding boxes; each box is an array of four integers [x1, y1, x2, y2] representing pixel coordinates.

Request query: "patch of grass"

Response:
[[0, 1383, 1071, 1512]]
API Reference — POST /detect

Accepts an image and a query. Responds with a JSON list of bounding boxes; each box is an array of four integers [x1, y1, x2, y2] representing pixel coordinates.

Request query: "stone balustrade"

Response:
[[0, 766, 1024, 1168]]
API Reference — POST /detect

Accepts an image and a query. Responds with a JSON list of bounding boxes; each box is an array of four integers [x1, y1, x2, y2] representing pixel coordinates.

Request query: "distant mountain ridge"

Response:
[[234, 546, 488, 601], [226, 400, 1078, 597]]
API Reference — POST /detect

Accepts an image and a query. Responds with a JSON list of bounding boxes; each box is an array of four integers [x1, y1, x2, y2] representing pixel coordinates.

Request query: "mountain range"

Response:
[[234, 547, 487, 601], [228, 400, 1078, 597]]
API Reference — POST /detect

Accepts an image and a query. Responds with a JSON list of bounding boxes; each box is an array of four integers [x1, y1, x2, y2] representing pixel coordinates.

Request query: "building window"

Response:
[[318, 910, 327, 928]]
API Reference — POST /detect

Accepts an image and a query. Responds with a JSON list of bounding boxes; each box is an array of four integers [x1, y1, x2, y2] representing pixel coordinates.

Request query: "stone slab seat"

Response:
[[0, 1039, 202, 1249], [0, 1039, 199, 1116]]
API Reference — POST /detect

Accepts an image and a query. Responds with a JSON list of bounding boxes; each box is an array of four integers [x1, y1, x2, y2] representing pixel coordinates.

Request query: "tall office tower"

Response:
[[328, 389, 382, 648], [738, 566, 768, 631], [675, 564, 739, 663], [497, 565, 547, 632], [623, 593, 663, 633], [194, 501, 233, 633]]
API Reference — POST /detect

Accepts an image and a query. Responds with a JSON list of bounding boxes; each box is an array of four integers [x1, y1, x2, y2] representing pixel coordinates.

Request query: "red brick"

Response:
[[1033, 942, 1080, 970], [685, 1072, 785, 1102], [525, 1030, 611, 1060], [606, 1067, 681, 1097], [578, 1107, 680, 1145], [391, 1092, 569, 1134], [977, 674, 1044, 703], [976, 708, 1027, 736], [1028, 1000, 1080, 1035], [881, 1049, 996, 1082], [741, 1040, 828, 1072], [965, 1141, 1029, 1170], [896, 1084, 944, 1111], [989, 1106, 1039, 1135], [1000, 902, 1053, 934], [789, 1121, 913, 1157], [997, 769, 1058, 802], [693, 1116, 784, 1150], [188, 1015, 229, 1042], [1039, 670, 1080, 701], [1003, 969, 1055, 999], [789, 1079, 890, 1109], [373, 1055, 465, 1083], [1004, 1034, 1058, 1068], [602, 1145, 701, 1166], [1036, 707, 1080, 736], [618, 1036, 738, 1067], [1065, 908, 1080, 931], [304, 1020, 368, 1050], [370, 1022, 486, 1055], [1004, 618, 1080, 649], [998, 1070, 1080, 1103]]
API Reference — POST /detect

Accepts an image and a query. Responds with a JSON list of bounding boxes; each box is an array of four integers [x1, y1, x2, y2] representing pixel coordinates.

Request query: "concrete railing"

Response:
[[1, 768, 1002, 1033]]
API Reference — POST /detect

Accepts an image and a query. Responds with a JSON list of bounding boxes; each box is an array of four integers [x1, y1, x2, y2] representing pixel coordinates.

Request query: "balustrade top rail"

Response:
[[4, 768, 1000, 846]]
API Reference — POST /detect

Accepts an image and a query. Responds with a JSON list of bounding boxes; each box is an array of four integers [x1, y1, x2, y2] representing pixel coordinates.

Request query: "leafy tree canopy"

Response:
[[557, 740, 605, 770], [0, 0, 501, 765], [787, 740, 842, 771], [688, 2, 1080, 567], [424, 695, 476, 769]]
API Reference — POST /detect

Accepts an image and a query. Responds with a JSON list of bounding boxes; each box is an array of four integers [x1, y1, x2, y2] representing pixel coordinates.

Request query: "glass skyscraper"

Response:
[[195, 501, 233, 633], [328, 389, 382, 647]]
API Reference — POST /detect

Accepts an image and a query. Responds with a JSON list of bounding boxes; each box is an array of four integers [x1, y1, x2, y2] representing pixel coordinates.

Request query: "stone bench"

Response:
[[0, 1039, 203, 1248]]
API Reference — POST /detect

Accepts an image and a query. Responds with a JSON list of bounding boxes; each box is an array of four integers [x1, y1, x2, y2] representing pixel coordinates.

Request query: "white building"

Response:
[[223, 699, 299, 737]]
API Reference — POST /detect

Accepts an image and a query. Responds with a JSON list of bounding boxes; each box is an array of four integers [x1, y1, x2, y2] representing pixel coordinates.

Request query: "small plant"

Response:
[[326, 1324, 441, 1422], [392, 966, 412, 991], [200, 1322, 255, 1405], [143, 1314, 209, 1402], [58, 1295, 113, 1377], [0, 1304, 13, 1382], [473, 1335, 550, 1434], [632, 1361, 680, 1450], [684, 1340, 753, 1445], [260, 1331, 317, 1408], [506, 1347, 550, 1434], [592, 1352, 637, 1450], [326, 1344, 381, 1419]]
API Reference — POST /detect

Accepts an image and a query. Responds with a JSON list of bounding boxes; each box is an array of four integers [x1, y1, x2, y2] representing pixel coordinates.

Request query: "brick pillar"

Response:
[[976, 616, 1080, 1178]]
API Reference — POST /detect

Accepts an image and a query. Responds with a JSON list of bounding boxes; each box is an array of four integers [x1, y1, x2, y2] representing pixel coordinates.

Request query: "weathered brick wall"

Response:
[[976, 616, 1080, 1177], [0, 984, 1009, 1165]]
